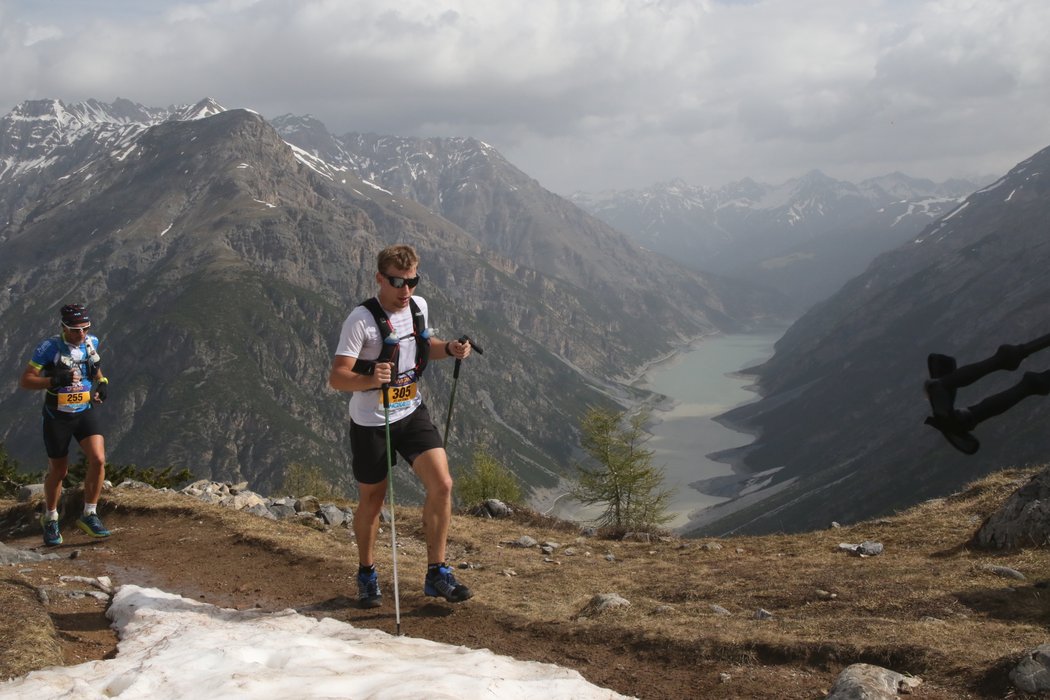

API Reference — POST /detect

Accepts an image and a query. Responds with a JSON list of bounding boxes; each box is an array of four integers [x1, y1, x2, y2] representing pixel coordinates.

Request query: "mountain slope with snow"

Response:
[[0, 96, 786, 497], [571, 171, 988, 308], [690, 144, 1050, 535]]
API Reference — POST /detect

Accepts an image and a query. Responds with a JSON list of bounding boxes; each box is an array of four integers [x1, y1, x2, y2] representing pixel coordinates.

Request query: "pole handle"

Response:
[[458, 334, 484, 355], [451, 335, 481, 381]]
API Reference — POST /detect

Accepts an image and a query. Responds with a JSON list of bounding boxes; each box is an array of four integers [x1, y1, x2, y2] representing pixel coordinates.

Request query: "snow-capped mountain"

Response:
[[0, 96, 787, 493], [692, 143, 1050, 535], [571, 171, 989, 309], [0, 97, 225, 228]]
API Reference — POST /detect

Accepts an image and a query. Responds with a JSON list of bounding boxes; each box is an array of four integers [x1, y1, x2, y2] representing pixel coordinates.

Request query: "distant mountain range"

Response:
[[571, 171, 991, 309], [0, 97, 786, 500], [687, 144, 1050, 535]]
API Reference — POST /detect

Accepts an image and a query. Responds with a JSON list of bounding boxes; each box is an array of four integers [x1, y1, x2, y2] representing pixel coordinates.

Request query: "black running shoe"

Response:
[[357, 568, 382, 609], [926, 353, 957, 379], [424, 565, 473, 603], [924, 411, 980, 455], [923, 378, 957, 419]]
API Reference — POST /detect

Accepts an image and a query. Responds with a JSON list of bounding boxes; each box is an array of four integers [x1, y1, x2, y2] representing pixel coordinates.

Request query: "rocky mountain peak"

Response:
[[0, 96, 786, 496], [171, 97, 227, 121]]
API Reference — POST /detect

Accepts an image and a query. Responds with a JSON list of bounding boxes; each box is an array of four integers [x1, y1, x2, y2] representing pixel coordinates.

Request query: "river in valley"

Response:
[[633, 330, 785, 530]]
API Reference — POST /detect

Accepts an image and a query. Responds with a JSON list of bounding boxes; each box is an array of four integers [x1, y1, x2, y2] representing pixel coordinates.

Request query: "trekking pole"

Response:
[[381, 377, 402, 636], [443, 335, 484, 447]]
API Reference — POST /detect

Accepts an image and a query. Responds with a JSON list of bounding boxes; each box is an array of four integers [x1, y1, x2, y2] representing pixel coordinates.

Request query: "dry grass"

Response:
[[436, 466, 1050, 690], [2, 466, 1049, 695], [0, 576, 63, 680]]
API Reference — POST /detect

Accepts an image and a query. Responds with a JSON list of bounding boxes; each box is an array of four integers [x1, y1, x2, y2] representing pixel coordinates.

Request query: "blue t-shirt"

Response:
[[28, 334, 100, 414]]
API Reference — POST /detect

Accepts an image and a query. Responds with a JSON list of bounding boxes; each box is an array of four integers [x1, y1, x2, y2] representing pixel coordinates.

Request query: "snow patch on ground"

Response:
[[3, 585, 631, 699]]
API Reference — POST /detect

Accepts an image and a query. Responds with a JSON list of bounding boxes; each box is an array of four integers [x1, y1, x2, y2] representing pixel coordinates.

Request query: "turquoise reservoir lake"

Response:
[[632, 330, 784, 530]]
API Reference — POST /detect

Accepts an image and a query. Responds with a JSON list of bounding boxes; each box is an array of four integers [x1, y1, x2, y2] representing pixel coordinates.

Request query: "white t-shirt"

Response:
[[334, 296, 429, 427]]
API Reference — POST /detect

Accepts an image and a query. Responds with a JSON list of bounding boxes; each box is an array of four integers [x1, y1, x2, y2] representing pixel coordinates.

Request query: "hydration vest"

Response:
[[41, 334, 100, 411], [49, 334, 100, 380], [351, 297, 430, 381]]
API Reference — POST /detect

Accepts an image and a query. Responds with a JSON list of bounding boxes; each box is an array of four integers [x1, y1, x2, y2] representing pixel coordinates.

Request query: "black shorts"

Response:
[[41, 406, 102, 459], [349, 404, 444, 484]]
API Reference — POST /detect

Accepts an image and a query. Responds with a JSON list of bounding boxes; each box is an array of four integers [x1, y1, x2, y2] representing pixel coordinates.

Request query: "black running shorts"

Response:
[[41, 406, 102, 459], [349, 404, 444, 484]]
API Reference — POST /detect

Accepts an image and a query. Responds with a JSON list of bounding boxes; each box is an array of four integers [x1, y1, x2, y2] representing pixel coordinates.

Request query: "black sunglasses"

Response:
[[383, 274, 420, 289]]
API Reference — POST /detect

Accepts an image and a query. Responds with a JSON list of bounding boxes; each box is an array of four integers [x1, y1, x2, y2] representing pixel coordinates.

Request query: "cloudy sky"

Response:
[[3, 0, 1049, 194]]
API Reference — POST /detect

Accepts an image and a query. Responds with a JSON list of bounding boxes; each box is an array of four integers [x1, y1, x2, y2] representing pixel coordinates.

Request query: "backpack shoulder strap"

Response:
[[361, 297, 400, 363], [83, 335, 100, 376], [410, 298, 430, 378], [49, 335, 70, 365], [350, 297, 430, 379], [351, 298, 397, 376]]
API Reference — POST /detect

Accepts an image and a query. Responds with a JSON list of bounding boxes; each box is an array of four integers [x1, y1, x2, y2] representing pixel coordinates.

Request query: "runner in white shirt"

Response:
[[329, 244, 475, 608]]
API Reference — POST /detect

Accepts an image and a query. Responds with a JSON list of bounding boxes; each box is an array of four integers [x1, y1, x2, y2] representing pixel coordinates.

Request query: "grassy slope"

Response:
[[2, 466, 1049, 696]]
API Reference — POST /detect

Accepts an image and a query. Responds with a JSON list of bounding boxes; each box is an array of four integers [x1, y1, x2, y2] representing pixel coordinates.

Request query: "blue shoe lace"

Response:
[[77, 513, 111, 537], [357, 569, 382, 607], [425, 565, 473, 602]]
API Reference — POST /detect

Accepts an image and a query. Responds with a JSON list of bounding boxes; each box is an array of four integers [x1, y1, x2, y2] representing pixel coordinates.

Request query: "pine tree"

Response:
[[571, 406, 672, 533]]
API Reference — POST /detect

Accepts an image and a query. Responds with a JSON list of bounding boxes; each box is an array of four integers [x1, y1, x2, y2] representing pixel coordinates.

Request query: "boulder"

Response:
[[467, 499, 514, 518], [318, 504, 346, 527], [838, 541, 884, 557], [294, 496, 321, 514], [17, 484, 45, 502], [973, 468, 1050, 549], [1011, 643, 1050, 694], [576, 593, 630, 618], [268, 503, 298, 520], [825, 663, 922, 699]]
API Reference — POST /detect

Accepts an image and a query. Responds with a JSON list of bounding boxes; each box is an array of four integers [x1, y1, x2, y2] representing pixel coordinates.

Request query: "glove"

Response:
[[95, 378, 109, 402], [49, 367, 74, 388]]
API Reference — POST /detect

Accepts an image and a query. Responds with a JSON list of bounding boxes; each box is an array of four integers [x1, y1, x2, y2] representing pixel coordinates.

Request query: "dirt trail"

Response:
[[1, 501, 848, 699]]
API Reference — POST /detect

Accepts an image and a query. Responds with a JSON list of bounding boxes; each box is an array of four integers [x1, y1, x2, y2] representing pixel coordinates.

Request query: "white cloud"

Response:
[[22, 24, 62, 46], [2, 0, 1049, 192]]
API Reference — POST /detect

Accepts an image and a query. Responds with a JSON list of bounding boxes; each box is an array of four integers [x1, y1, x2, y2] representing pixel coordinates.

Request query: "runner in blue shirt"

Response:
[[19, 304, 111, 545]]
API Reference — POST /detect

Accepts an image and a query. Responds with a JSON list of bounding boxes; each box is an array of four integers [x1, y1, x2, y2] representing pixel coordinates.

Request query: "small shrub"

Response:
[[456, 447, 523, 506], [0, 442, 33, 498], [280, 462, 343, 500], [65, 453, 193, 490]]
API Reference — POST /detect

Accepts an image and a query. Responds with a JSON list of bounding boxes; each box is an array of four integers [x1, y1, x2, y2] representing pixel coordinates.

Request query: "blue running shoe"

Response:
[[424, 565, 473, 603], [40, 514, 62, 547], [76, 513, 111, 538], [357, 568, 382, 609]]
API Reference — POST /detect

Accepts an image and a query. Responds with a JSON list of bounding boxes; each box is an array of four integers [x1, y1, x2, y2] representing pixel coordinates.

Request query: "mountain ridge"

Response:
[[689, 142, 1050, 535], [571, 169, 990, 308], [0, 97, 786, 502]]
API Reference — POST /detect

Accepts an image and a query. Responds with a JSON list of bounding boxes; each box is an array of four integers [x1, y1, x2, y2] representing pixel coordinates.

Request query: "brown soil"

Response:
[[2, 474, 1046, 699]]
